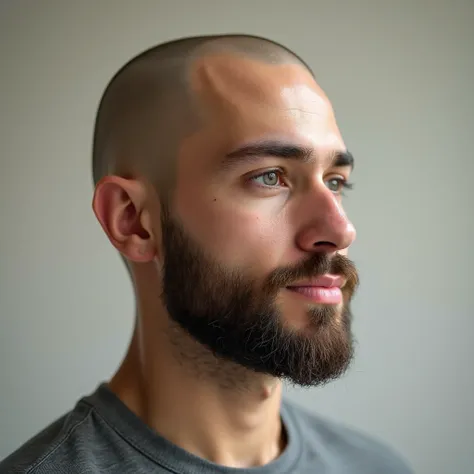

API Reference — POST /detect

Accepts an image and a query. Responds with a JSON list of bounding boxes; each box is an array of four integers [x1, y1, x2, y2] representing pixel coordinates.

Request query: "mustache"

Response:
[[264, 253, 359, 295]]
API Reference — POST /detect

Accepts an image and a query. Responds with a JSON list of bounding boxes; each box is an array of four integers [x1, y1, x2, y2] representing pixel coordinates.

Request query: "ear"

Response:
[[92, 176, 156, 263]]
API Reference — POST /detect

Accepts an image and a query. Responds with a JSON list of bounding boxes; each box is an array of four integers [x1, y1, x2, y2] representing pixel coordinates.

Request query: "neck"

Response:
[[108, 298, 286, 468]]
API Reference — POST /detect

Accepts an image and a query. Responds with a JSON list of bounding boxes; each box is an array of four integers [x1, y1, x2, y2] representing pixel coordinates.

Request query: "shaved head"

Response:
[[92, 34, 358, 387], [92, 34, 313, 195]]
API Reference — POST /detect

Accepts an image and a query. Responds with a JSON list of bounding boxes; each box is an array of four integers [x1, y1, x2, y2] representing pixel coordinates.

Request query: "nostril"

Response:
[[313, 241, 337, 249]]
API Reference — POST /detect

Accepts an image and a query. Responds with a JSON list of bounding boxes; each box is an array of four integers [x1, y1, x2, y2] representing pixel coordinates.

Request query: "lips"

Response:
[[286, 274, 345, 304]]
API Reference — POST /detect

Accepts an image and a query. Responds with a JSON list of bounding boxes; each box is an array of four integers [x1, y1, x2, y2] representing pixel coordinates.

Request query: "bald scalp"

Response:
[[91, 34, 313, 195]]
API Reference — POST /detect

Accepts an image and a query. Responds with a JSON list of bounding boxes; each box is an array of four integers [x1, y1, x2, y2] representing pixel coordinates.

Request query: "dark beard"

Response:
[[160, 205, 359, 387]]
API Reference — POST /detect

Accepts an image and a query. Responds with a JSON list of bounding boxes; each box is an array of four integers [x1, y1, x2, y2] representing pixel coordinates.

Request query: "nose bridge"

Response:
[[319, 188, 350, 229]]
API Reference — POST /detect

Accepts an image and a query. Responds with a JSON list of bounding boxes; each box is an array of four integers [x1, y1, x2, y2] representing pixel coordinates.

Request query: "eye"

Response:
[[325, 177, 353, 195], [250, 170, 286, 188]]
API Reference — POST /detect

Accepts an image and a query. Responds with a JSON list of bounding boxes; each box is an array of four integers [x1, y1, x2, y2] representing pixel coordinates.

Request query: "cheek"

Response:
[[177, 195, 286, 268]]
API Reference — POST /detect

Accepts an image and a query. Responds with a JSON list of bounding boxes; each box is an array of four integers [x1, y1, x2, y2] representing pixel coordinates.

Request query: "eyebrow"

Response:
[[222, 140, 354, 170]]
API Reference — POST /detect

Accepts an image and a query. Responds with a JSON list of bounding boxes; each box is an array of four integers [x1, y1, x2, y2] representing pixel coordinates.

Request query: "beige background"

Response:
[[1, 1, 473, 473]]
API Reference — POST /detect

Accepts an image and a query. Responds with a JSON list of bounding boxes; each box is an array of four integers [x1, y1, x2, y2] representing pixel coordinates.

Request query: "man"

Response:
[[1, 34, 412, 473]]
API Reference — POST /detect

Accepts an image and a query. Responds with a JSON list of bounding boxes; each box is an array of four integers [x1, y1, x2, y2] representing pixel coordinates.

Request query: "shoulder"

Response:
[[283, 398, 414, 474], [0, 402, 96, 474]]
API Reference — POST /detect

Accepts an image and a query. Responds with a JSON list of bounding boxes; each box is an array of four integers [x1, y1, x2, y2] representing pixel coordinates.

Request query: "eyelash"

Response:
[[249, 169, 354, 195], [249, 169, 288, 188], [328, 178, 354, 196]]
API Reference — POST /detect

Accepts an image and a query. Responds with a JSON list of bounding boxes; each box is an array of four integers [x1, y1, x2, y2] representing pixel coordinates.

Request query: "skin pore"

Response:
[[92, 36, 358, 468]]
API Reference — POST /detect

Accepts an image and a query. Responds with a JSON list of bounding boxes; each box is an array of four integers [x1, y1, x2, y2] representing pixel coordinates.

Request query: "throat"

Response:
[[110, 323, 287, 468]]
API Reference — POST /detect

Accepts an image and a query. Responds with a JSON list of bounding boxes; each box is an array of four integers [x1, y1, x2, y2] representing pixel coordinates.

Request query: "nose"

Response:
[[295, 187, 356, 254]]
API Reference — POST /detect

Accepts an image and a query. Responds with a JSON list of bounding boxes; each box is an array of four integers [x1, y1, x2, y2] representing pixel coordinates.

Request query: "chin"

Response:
[[280, 296, 343, 331]]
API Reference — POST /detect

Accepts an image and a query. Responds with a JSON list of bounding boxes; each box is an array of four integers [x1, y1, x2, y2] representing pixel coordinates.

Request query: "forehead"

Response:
[[181, 53, 344, 163]]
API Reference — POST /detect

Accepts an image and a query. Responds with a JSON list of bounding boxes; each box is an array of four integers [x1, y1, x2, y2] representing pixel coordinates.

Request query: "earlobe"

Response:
[[92, 176, 156, 263], [121, 232, 156, 263]]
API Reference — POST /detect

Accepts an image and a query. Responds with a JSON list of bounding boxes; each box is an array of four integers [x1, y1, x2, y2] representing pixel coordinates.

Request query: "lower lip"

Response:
[[286, 286, 343, 304]]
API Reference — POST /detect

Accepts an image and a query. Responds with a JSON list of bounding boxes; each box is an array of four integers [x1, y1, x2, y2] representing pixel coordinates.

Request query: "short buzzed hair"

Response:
[[91, 34, 313, 191]]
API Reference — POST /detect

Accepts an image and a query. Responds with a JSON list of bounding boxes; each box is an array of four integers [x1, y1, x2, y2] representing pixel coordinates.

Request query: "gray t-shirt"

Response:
[[0, 383, 413, 473]]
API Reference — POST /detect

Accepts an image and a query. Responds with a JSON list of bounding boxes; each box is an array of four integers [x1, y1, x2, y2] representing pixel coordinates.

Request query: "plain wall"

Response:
[[1, 1, 473, 473]]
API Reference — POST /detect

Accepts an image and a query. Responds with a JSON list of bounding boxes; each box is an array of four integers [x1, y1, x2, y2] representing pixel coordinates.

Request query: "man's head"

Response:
[[92, 34, 359, 387]]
